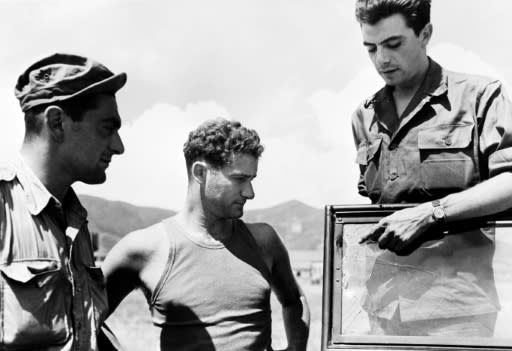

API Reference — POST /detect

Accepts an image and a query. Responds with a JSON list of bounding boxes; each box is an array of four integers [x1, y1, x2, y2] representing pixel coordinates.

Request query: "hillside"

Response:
[[243, 200, 324, 250], [79, 195, 324, 252], [79, 194, 175, 237]]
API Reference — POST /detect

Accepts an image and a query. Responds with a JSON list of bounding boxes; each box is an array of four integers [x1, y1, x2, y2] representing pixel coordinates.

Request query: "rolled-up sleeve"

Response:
[[478, 80, 512, 177]]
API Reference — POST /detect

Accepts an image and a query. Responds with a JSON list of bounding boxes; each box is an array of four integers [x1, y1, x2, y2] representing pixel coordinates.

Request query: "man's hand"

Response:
[[359, 202, 438, 255]]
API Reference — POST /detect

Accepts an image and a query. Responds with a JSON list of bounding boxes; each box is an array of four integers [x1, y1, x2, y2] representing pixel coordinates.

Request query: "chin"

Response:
[[230, 210, 244, 219], [379, 73, 402, 87], [80, 172, 107, 185], [380, 76, 396, 86]]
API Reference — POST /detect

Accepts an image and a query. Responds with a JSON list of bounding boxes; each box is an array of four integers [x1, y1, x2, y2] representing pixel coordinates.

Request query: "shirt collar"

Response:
[[418, 58, 447, 98], [12, 156, 87, 219], [364, 57, 448, 109], [13, 156, 54, 215]]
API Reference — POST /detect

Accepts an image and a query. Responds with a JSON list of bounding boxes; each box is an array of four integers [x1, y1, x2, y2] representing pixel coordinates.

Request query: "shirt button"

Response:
[[444, 138, 452, 146], [389, 171, 399, 180], [389, 144, 397, 150]]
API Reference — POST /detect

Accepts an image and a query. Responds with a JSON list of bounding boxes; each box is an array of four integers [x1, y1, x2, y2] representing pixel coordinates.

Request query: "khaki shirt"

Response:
[[352, 59, 511, 321], [0, 157, 108, 350]]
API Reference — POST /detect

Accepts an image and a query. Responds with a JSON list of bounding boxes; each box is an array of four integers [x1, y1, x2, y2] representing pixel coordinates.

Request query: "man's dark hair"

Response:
[[183, 118, 264, 171], [24, 93, 106, 135], [355, 0, 431, 35]]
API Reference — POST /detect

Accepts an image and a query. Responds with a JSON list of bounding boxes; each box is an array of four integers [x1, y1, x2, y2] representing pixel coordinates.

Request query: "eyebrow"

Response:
[[363, 35, 403, 46]]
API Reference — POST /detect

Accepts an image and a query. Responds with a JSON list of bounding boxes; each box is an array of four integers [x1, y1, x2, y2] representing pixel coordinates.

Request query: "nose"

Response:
[[241, 181, 255, 200], [375, 48, 391, 67], [110, 131, 125, 155]]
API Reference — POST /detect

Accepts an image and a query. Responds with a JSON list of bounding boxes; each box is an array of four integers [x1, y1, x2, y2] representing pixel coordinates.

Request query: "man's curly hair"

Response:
[[183, 118, 264, 170]]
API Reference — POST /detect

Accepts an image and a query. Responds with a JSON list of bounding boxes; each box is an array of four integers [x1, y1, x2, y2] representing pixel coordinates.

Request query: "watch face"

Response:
[[433, 207, 445, 219]]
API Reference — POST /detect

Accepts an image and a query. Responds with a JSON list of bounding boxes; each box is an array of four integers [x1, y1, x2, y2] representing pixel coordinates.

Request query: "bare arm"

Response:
[[279, 288, 310, 351], [249, 223, 310, 351], [442, 172, 512, 220], [101, 226, 168, 315], [360, 172, 512, 255]]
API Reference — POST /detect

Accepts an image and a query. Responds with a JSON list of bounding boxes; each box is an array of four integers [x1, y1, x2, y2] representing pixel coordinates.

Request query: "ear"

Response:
[[420, 23, 433, 47], [44, 105, 66, 142], [191, 161, 208, 184]]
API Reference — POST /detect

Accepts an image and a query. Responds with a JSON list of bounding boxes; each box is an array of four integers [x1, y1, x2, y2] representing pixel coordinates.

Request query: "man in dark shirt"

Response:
[[352, 0, 512, 336], [0, 53, 126, 350]]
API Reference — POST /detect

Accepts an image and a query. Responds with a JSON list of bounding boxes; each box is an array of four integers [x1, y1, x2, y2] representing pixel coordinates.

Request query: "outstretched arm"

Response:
[[360, 171, 512, 255]]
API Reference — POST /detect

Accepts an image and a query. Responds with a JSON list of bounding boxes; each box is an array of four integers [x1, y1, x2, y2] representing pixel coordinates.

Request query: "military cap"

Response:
[[15, 53, 127, 112]]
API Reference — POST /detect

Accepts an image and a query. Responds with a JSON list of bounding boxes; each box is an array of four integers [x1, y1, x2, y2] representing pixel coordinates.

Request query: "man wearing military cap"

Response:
[[0, 53, 126, 350]]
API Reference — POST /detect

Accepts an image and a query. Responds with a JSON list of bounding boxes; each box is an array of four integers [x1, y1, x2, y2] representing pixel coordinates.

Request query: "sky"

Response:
[[1, 0, 512, 211]]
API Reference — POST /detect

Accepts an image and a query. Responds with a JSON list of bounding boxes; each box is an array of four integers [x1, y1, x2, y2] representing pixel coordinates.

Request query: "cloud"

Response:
[[430, 43, 512, 93], [76, 96, 367, 210], [3, 0, 512, 212], [254, 135, 365, 208], [308, 68, 382, 150], [0, 90, 24, 161], [78, 42, 512, 211]]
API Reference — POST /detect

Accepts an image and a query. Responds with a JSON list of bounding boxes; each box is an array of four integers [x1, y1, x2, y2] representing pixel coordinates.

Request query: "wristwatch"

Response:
[[431, 199, 446, 223]]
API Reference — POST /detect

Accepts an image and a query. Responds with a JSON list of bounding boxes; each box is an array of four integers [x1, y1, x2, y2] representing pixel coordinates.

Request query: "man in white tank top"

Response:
[[102, 118, 310, 350]]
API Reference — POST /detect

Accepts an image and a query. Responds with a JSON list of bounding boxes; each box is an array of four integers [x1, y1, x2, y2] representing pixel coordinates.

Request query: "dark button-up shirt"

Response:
[[352, 59, 512, 321], [0, 157, 108, 350]]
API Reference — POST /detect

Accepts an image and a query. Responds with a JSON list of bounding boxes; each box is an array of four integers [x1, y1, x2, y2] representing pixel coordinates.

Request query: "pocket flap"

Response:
[[0, 260, 60, 284], [418, 124, 473, 150], [355, 145, 368, 165], [355, 138, 382, 165]]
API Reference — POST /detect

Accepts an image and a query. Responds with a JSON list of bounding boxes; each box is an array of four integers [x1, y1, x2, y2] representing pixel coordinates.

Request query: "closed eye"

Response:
[[386, 41, 401, 49], [232, 177, 249, 183]]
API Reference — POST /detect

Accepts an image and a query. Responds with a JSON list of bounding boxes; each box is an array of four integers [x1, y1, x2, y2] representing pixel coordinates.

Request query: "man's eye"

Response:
[[387, 42, 401, 49], [366, 46, 376, 53], [99, 125, 115, 137]]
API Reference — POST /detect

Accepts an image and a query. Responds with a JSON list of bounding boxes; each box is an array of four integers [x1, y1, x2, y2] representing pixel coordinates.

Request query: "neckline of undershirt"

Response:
[[170, 217, 235, 249]]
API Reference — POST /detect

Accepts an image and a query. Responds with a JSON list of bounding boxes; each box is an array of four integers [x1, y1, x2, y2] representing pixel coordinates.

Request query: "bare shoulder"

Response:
[[116, 221, 166, 258], [244, 222, 287, 258], [245, 222, 278, 244], [103, 220, 169, 275], [102, 219, 172, 312]]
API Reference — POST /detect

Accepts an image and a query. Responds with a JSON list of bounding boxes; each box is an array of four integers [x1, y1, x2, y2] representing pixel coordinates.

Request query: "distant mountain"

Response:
[[243, 200, 324, 250], [79, 195, 324, 252], [79, 194, 175, 237]]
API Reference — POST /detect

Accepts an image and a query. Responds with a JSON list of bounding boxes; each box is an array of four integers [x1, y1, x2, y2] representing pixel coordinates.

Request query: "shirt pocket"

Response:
[[85, 265, 108, 331], [0, 260, 72, 348], [356, 137, 383, 196], [418, 124, 476, 191]]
